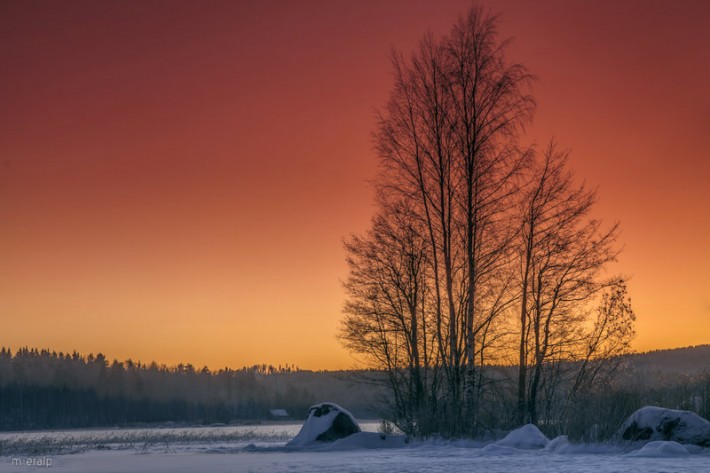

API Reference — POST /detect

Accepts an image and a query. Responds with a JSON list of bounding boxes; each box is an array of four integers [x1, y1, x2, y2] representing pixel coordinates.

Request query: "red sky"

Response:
[[1, 0, 708, 370]]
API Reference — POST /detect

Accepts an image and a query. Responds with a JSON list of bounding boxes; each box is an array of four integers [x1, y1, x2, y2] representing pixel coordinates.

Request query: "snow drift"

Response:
[[619, 406, 710, 446], [628, 440, 690, 457], [303, 431, 409, 450], [494, 424, 549, 449], [286, 402, 361, 447], [544, 435, 570, 453]]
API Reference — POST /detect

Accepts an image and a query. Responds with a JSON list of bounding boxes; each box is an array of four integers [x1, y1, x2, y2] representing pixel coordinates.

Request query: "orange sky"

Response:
[[1, 1, 708, 370]]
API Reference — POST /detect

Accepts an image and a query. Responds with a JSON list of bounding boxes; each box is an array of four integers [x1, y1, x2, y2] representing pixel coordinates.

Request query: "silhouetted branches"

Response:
[[340, 6, 633, 438]]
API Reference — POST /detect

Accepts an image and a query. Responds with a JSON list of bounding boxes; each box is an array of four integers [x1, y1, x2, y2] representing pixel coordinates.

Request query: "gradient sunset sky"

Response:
[[1, 0, 708, 370]]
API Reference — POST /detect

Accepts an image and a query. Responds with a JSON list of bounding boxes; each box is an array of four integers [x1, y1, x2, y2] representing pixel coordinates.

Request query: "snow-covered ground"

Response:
[[1, 422, 709, 473]]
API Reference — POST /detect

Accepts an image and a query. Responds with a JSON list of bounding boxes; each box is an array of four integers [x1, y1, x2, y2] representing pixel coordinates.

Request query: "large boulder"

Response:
[[619, 406, 710, 447], [286, 402, 361, 447]]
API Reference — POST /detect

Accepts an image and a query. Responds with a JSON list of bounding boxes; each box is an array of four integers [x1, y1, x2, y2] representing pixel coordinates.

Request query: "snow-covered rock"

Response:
[[495, 424, 549, 449], [286, 402, 361, 447], [628, 440, 690, 457], [619, 406, 710, 447]]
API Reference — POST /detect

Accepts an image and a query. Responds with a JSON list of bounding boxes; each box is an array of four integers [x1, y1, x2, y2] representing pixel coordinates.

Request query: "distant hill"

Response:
[[625, 345, 710, 374]]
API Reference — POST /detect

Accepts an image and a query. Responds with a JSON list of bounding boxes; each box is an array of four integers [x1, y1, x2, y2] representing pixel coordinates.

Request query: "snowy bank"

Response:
[[619, 406, 710, 446]]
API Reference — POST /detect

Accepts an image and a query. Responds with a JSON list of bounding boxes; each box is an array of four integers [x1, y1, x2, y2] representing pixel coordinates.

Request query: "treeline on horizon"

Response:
[[1, 345, 709, 437], [0, 347, 382, 431]]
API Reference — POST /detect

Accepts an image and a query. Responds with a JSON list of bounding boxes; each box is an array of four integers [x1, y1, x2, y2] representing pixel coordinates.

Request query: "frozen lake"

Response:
[[1, 422, 709, 472]]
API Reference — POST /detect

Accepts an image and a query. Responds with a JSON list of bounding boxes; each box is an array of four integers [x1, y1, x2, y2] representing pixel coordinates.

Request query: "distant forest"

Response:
[[1, 345, 709, 435], [0, 347, 383, 431]]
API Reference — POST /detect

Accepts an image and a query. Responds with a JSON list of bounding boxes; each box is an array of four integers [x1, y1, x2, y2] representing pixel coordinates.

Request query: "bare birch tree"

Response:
[[341, 5, 633, 438], [515, 142, 621, 425], [371, 5, 534, 434], [340, 196, 439, 435]]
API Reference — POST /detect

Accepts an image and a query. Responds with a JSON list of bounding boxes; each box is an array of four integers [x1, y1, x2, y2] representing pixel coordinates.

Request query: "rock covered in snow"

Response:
[[495, 424, 549, 449], [628, 440, 690, 457], [619, 406, 710, 447], [286, 402, 361, 447]]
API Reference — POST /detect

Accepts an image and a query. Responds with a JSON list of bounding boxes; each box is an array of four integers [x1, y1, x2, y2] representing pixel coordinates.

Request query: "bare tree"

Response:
[[341, 5, 633, 438], [545, 279, 636, 438], [569, 279, 636, 398], [370, 5, 533, 434], [340, 196, 439, 435], [445, 10, 534, 424], [515, 141, 621, 425]]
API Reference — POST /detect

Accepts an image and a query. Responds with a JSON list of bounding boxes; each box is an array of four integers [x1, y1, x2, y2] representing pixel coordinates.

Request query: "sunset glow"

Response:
[[1, 0, 708, 370]]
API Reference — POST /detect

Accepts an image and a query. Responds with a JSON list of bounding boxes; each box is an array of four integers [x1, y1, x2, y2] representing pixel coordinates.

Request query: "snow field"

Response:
[[1, 408, 709, 473]]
